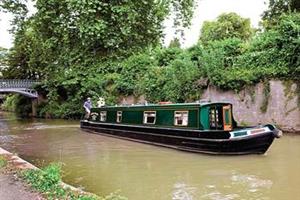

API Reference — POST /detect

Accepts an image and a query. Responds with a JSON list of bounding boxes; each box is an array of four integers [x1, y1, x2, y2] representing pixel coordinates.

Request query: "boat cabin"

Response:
[[89, 102, 237, 131]]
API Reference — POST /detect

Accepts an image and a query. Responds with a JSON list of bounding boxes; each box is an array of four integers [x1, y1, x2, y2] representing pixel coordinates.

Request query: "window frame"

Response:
[[209, 107, 218, 128], [116, 111, 122, 123], [90, 112, 99, 121], [174, 110, 189, 126], [222, 105, 232, 131], [143, 111, 156, 125], [99, 111, 107, 122]]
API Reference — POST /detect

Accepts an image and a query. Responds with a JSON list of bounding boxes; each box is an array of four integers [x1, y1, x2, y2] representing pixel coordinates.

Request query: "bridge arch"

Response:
[[0, 79, 39, 98], [0, 79, 40, 116]]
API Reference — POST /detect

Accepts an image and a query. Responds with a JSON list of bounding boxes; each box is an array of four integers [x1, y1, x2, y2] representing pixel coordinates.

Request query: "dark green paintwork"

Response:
[[123, 111, 143, 124], [200, 106, 210, 130], [225, 109, 230, 124], [107, 110, 117, 122], [89, 102, 233, 130]]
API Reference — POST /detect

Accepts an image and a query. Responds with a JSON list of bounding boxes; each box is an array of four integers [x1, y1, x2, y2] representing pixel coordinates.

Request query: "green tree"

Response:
[[168, 38, 181, 48], [1, 0, 196, 79], [0, 0, 28, 33], [0, 0, 196, 117], [117, 51, 156, 95], [262, 0, 300, 27], [237, 13, 300, 79], [0, 47, 8, 70], [199, 12, 254, 44]]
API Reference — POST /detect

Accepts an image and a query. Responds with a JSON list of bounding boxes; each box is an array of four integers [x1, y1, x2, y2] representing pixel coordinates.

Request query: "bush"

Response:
[[117, 52, 155, 95], [1, 94, 32, 117], [1, 94, 17, 111], [162, 57, 202, 102], [0, 155, 7, 168]]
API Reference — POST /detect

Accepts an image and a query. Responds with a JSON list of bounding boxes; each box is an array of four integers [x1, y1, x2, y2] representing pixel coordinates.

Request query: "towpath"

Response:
[[0, 147, 44, 200], [0, 171, 43, 200]]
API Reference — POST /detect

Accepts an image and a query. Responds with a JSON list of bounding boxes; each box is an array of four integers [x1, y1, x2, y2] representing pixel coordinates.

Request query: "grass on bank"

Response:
[[21, 163, 127, 200], [0, 155, 7, 168]]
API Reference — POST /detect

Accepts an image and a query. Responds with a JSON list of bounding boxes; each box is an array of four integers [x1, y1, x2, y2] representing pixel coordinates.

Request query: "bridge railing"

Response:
[[0, 79, 40, 89]]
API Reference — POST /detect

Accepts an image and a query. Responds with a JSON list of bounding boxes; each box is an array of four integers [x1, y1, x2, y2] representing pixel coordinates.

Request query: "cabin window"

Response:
[[143, 111, 156, 124], [100, 111, 107, 122], [116, 111, 122, 123], [209, 109, 216, 127], [224, 109, 230, 125], [209, 106, 223, 129], [90, 112, 99, 121], [174, 111, 188, 126]]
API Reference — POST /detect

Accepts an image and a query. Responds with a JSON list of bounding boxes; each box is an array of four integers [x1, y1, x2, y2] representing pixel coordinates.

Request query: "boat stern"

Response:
[[229, 124, 282, 139]]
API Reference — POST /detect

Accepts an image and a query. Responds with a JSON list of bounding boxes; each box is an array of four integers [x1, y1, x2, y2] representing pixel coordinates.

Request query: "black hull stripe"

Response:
[[80, 121, 276, 155]]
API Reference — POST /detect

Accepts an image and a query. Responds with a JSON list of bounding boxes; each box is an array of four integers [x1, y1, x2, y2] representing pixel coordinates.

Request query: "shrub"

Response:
[[0, 155, 7, 168]]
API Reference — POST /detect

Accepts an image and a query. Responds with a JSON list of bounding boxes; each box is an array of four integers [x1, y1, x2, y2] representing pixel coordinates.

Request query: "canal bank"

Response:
[[0, 171, 43, 200], [0, 147, 104, 200], [0, 148, 44, 200]]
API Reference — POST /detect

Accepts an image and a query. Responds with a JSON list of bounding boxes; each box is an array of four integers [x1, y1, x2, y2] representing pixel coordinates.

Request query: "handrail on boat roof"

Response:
[[96, 101, 232, 109]]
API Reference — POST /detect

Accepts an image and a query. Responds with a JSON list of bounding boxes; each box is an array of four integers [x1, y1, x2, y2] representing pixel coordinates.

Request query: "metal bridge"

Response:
[[0, 79, 40, 98]]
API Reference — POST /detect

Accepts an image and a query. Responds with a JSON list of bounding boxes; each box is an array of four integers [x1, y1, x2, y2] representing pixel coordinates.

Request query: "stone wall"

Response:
[[121, 80, 300, 132], [201, 80, 300, 132]]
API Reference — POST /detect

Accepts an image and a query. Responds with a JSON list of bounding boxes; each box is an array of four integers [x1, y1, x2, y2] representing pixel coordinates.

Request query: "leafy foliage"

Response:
[[0, 155, 7, 168], [0, 0, 28, 33], [1, 94, 32, 117], [0, 0, 197, 117], [262, 0, 300, 28], [1, 94, 17, 111], [168, 37, 181, 48], [0, 47, 8, 70], [1, 0, 300, 119], [236, 13, 300, 79], [199, 12, 254, 43]]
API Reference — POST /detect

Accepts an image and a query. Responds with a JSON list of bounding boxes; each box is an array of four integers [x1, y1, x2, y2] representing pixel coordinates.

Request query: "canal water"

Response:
[[0, 112, 299, 200]]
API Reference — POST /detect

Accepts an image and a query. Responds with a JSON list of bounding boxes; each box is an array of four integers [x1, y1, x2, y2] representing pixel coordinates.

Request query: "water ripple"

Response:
[[231, 172, 273, 191], [13, 124, 80, 130], [172, 182, 196, 200], [201, 192, 240, 200]]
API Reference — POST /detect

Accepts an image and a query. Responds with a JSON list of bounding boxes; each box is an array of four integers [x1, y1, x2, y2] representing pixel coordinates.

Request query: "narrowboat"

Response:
[[80, 102, 281, 155]]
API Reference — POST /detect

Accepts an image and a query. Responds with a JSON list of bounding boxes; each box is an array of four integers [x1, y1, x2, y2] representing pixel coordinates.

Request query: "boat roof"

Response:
[[95, 102, 232, 109]]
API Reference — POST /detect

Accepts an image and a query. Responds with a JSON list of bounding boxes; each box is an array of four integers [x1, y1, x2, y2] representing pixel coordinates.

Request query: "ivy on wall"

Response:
[[260, 81, 271, 113]]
